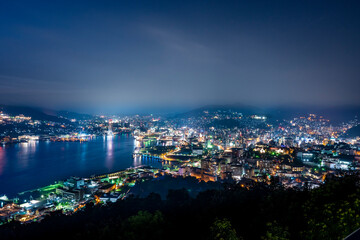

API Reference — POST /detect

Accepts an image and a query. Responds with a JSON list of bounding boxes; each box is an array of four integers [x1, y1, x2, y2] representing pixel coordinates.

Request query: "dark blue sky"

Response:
[[0, 0, 359, 113]]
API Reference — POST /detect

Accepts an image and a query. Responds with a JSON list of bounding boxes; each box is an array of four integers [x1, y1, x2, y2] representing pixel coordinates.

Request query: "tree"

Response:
[[166, 188, 190, 206], [121, 210, 165, 240], [262, 221, 289, 240], [210, 218, 241, 240]]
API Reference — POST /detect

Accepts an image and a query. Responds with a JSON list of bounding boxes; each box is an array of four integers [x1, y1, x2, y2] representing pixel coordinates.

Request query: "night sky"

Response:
[[0, 1, 359, 113]]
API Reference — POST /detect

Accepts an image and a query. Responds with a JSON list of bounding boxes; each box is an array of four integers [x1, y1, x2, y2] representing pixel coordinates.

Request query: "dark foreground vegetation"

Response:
[[1, 174, 360, 240]]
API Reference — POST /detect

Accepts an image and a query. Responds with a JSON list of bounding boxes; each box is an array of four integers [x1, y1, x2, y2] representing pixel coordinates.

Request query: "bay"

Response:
[[0, 134, 161, 197]]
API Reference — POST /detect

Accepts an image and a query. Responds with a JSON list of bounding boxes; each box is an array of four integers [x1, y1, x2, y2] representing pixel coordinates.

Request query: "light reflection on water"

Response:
[[0, 135, 160, 197], [106, 136, 114, 170], [0, 146, 6, 176], [133, 155, 142, 167], [80, 142, 87, 170], [15, 141, 38, 171]]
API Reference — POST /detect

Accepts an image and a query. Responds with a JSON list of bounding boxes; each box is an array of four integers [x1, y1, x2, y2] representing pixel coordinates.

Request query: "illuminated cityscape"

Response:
[[1, 1, 360, 239], [0, 107, 360, 238]]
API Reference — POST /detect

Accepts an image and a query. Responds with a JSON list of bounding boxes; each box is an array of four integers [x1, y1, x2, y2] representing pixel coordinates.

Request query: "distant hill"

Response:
[[0, 105, 69, 123], [176, 105, 260, 118], [268, 106, 360, 124], [57, 111, 93, 120], [208, 119, 243, 128], [176, 105, 360, 124], [344, 125, 360, 138]]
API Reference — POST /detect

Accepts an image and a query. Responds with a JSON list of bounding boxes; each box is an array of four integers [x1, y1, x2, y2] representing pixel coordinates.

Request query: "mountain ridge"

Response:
[[0, 105, 69, 123]]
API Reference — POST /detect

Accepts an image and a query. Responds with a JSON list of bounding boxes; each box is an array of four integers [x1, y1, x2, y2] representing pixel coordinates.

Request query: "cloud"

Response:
[[0, 75, 84, 94], [141, 24, 220, 63]]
